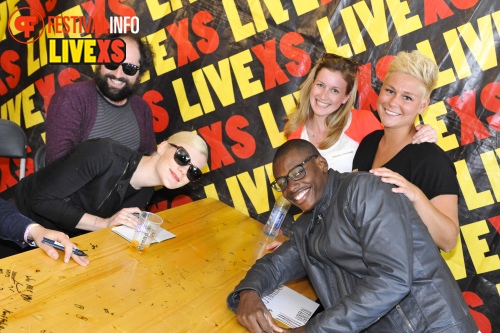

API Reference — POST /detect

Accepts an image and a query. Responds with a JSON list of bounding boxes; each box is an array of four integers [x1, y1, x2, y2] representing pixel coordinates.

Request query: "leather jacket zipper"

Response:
[[95, 162, 129, 212], [332, 262, 348, 297], [312, 214, 348, 297], [396, 304, 415, 332]]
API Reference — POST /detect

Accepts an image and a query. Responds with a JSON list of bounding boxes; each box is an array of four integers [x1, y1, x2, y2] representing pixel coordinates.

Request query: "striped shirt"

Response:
[[88, 93, 141, 150]]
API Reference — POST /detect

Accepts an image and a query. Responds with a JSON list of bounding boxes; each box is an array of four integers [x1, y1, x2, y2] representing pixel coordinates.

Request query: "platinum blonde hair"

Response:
[[385, 50, 438, 101], [167, 131, 208, 158]]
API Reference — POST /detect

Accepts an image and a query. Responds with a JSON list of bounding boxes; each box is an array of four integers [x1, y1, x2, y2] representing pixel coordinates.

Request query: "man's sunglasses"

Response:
[[270, 155, 317, 192], [169, 143, 203, 182], [322, 53, 359, 71], [103, 63, 140, 76]]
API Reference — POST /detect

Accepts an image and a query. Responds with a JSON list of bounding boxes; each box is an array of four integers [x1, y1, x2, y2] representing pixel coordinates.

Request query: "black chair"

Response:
[[34, 144, 46, 171], [0, 119, 27, 179]]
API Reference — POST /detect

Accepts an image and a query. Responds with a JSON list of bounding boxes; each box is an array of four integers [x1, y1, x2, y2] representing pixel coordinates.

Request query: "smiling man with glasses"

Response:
[[270, 154, 317, 192], [45, 32, 157, 165], [227, 139, 477, 333]]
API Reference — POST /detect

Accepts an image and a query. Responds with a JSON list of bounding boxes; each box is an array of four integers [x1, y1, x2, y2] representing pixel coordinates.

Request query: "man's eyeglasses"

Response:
[[322, 53, 359, 71], [270, 155, 318, 192], [103, 63, 140, 76], [169, 143, 203, 182]]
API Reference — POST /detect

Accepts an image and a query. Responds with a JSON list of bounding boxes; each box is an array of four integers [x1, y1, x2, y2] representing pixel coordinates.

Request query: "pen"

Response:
[[41, 237, 88, 256]]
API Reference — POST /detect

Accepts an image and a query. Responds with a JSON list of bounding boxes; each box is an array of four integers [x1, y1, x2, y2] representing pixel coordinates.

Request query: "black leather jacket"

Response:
[[228, 170, 477, 332], [16, 139, 153, 237]]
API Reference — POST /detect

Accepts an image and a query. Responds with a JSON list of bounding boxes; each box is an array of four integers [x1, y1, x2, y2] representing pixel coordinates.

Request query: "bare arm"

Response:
[[416, 194, 459, 251], [371, 168, 459, 251], [75, 208, 141, 231]]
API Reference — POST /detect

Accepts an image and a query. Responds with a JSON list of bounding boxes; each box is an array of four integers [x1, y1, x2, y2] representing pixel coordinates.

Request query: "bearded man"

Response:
[[45, 32, 156, 164]]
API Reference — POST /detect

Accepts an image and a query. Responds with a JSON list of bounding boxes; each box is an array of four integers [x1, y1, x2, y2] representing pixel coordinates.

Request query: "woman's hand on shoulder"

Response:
[[370, 167, 423, 202], [413, 124, 437, 144]]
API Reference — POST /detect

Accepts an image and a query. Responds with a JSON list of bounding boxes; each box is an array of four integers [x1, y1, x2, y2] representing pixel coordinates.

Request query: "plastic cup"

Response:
[[130, 212, 163, 252]]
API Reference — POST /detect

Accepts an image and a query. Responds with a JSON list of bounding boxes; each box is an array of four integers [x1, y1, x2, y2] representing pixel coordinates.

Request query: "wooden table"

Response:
[[0, 198, 316, 332]]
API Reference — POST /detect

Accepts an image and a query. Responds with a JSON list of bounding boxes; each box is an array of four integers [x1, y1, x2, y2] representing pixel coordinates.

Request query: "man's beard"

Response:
[[95, 71, 140, 102]]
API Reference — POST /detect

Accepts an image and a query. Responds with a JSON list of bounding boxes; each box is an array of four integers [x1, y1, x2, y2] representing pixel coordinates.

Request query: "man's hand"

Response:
[[283, 327, 307, 333], [265, 241, 283, 251], [237, 290, 284, 333], [30, 226, 89, 267]]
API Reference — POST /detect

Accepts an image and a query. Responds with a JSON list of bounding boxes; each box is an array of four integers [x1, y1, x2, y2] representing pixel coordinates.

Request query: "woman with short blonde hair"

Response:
[[353, 50, 459, 251]]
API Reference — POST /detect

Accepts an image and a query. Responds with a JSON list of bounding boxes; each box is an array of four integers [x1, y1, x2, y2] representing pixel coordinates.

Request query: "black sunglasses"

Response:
[[103, 63, 140, 76], [270, 155, 317, 192], [322, 53, 359, 71], [169, 143, 203, 182]]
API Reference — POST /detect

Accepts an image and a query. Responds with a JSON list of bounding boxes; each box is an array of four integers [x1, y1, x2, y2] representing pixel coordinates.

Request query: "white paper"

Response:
[[262, 285, 319, 328], [112, 225, 176, 243]]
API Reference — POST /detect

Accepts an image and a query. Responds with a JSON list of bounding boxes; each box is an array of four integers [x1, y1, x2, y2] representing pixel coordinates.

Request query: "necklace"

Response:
[[307, 126, 318, 139]]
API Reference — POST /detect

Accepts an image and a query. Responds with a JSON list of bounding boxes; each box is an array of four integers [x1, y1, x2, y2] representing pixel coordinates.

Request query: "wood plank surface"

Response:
[[0, 198, 316, 332]]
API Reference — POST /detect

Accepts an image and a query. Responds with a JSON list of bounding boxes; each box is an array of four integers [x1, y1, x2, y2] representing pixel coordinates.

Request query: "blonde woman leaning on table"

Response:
[[14, 132, 208, 242]]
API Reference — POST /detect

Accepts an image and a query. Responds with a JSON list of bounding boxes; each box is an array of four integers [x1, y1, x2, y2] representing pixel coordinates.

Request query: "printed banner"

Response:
[[0, 1, 498, 331]]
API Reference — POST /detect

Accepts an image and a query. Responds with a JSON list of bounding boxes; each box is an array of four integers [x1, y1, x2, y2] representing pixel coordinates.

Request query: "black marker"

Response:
[[41, 237, 87, 256]]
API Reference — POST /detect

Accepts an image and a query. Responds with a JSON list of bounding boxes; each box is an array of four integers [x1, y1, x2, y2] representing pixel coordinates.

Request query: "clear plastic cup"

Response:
[[130, 212, 163, 252]]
